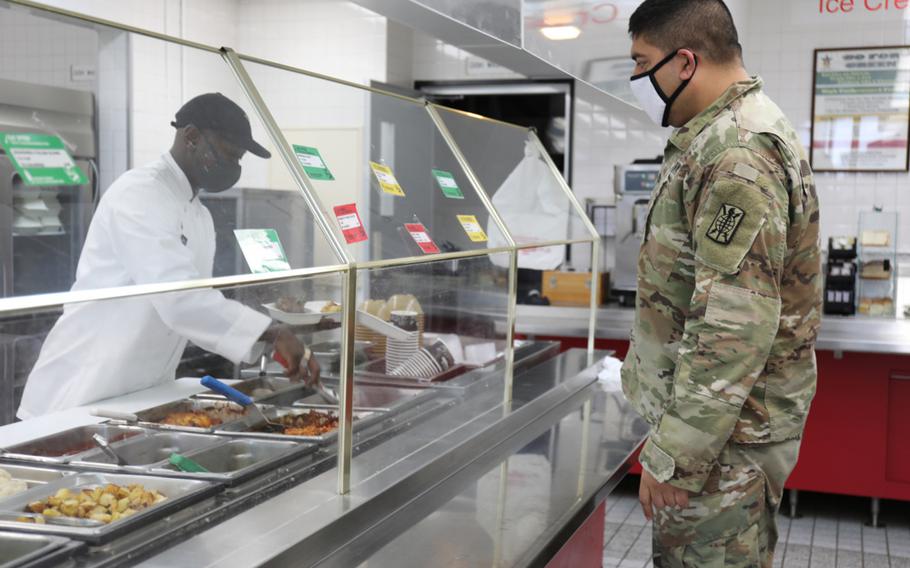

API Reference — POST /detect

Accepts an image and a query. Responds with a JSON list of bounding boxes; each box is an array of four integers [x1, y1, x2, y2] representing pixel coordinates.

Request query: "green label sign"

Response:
[[234, 229, 291, 273], [432, 169, 464, 199], [0, 133, 88, 187], [293, 144, 334, 181]]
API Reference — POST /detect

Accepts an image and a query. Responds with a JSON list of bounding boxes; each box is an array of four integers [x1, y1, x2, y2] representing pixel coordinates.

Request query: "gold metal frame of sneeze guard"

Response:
[[492, 460, 510, 568], [337, 267, 357, 493], [527, 134, 601, 365], [221, 48, 351, 266], [577, 397, 592, 498], [426, 104, 519, 414], [221, 48, 358, 494]]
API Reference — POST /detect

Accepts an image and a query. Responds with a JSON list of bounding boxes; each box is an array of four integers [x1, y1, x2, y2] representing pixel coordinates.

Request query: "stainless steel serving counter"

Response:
[[515, 306, 910, 355], [135, 349, 647, 568], [0, 345, 645, 567]]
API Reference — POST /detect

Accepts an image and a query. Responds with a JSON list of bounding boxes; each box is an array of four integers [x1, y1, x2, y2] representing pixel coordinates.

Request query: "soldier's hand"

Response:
[[639, 469, 690, 521]]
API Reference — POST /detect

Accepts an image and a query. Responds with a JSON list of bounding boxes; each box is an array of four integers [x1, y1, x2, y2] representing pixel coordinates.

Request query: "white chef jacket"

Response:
[[17, 152, 271, 419]]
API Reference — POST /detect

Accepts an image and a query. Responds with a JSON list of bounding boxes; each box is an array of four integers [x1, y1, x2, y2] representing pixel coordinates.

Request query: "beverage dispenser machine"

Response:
[[612, 162, 661, 306]]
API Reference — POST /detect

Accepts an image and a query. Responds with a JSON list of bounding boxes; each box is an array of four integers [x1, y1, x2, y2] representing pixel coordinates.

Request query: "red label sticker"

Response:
[[333, 203, 367, 244], [404, 222, 440, 254]]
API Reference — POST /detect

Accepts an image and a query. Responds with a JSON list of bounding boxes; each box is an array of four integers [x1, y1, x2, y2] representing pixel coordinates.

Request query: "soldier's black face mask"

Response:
[[630, 49, 698, 127]]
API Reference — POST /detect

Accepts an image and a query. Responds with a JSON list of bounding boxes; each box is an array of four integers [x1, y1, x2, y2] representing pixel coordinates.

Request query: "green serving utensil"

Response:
[[168, 452, 209, 473]]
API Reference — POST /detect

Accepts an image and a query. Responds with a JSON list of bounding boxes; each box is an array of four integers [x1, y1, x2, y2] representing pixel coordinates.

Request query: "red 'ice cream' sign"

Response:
[[820, 0, 910, 13]]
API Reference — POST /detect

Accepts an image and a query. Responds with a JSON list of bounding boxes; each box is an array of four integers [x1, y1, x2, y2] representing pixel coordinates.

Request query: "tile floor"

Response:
[[603, 479, 910, 568]]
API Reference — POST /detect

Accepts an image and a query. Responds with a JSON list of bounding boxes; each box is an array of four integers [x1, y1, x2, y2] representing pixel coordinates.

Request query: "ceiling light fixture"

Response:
[[541, 25, 581, 41]]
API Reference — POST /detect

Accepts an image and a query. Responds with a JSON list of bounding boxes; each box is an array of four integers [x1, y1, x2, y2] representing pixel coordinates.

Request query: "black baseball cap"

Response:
[[171, 93, 271, 159]]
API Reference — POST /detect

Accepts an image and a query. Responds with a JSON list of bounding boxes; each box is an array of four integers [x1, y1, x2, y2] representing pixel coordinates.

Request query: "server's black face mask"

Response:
[[194, 132, 241, 193]]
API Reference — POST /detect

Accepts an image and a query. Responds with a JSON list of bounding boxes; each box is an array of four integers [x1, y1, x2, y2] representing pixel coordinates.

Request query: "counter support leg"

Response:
[[788, 489, 799, 519], [868, 497, 883, 528]]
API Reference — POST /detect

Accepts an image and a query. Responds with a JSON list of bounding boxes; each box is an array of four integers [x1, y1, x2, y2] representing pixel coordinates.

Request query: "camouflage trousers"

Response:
[[652, 438, 802, 568]]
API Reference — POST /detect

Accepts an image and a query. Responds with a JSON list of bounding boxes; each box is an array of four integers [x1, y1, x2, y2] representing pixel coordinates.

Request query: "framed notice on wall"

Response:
[[811, 46, 910, 172]]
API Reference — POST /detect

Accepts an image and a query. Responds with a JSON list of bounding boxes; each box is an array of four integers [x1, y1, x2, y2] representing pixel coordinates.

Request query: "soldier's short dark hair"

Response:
[[629, 0, 743, 65]]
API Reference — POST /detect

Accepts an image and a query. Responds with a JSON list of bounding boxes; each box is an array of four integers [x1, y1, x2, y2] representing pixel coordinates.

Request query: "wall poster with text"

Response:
[[811, 46, 910, 172]]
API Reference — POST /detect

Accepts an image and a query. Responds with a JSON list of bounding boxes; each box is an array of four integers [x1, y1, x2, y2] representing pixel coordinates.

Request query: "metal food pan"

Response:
[[1, 426, 150, 465], [0, 465, 71, 498], [294, 384, 433, 414], [70, 432, 226, 471], [0, 531, 74, 568], [358, 359, 470, 383], [148, 438, 315, 485], [0, 472, 218, 543], [252, 384, 312, 407], [215, 405, 384, 444], [120, 399, 250, 433], [193, 376, 298, 402], [259, 381, 438, 412]]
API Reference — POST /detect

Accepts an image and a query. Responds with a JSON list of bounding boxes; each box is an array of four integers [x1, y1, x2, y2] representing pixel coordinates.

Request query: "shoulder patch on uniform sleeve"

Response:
[[732, 162, 760, 182], [695, 180, 771, 274], [706, 203, 746, 245]]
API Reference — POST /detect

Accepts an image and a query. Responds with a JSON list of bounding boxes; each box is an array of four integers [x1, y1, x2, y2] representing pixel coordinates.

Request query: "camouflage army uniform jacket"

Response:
[[620, 77, 822, 493]]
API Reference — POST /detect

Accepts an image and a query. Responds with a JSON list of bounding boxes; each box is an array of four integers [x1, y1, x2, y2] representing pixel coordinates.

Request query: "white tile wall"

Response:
[[35, 0, 400, 181], [96, 29, 130, 191], [0, 7, 97, 92], [386, 20, 415, 89], [32, 0, 168, 32], [738, 0, 910, 254], [565, 0, 910, 269], [236, 0, 388, 85]]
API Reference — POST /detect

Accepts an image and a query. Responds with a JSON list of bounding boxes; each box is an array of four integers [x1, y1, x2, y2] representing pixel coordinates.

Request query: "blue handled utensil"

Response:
[[200, 376, 284, 433]]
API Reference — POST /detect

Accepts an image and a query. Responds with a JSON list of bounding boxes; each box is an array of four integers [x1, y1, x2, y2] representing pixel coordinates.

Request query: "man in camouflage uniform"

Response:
[[620, 1, 822, 566]]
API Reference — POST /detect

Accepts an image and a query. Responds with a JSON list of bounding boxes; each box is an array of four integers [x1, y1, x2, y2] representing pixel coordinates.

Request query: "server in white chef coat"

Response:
[[17, 93, 319, 419]]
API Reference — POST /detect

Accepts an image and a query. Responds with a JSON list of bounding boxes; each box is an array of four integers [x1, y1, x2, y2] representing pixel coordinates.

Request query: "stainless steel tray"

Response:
[[0, 531, 73, 568], [357, 359, 470, 383], [215, 405, 385, 444], [0, 425, 150, 465], [70, 432, 226, 471], [148, 438, 314, 485], [260, 382, 433, 414], [111, 399, 251, 433], [193, 376, 299, 402], [0, 465, 71, 498], [300, 384, 431, 414], [0, 472, 218, 543]]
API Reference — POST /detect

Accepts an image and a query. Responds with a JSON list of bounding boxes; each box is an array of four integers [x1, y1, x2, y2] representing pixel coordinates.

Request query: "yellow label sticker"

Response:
[[457, 214, 488, 242], [369, 161, 406, 196]]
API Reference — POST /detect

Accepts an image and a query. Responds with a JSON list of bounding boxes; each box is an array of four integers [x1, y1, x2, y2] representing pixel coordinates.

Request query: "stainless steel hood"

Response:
[[354, 0, 567, 79], [0, 77, 96, 159], [351, 0, 653, 120]]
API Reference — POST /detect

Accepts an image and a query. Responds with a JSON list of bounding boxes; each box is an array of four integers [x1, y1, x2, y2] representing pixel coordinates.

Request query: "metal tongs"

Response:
[[91, 433, 128, 466], [313, 381, 338, 405], [200, 376, 284, 433], [273, 349, 337, 405], [0, 510, 104, 527]]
